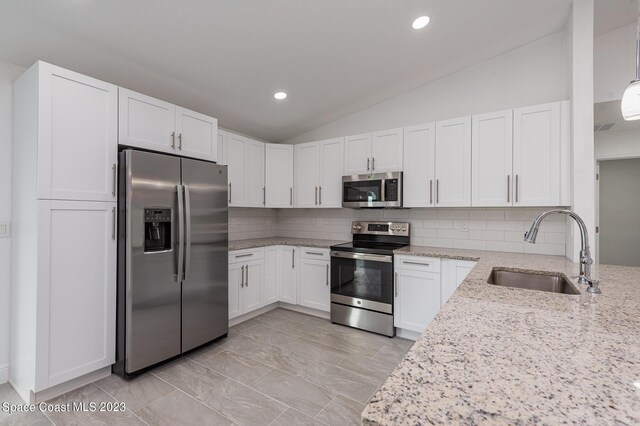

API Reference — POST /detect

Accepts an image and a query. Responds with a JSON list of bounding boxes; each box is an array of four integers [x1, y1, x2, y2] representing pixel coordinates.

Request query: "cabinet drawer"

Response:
[[394, 255, 440, 273], [300, 247, 330, 260], [229, 248, 265, 263]]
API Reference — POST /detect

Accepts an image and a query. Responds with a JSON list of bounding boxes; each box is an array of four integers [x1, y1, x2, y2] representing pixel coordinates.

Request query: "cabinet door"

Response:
[[37, 200, 116, 388], [513, 102, 561, 206], [175, 106, 217, 162], [394, 269, 440, 333], [472, 110, 513, 207], [263, 247, 279, 306], [319, 138, 345, 208], [279, 247, 298, 305], [246, 139, 266, 207], [265, 144, 294, 207], [435, 117, 471, 207], [118, 88, 176, 153], [228, 263, 243, 319], [294, 142, 320, 208], [441, 259, 476, 306], [226, 133, 247, 206], [298, 258, 330, 312], [39, 64, 118, 202], [243, 260, 263, 312], [344, 133, 372, 175], [403, 123, 436, 207], [217, 130, 227, 165], [371, 128, 403, 172]]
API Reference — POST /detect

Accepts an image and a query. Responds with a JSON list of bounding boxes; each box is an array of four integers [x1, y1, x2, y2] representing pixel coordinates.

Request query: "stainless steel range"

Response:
[[330, 221, 409, 337]]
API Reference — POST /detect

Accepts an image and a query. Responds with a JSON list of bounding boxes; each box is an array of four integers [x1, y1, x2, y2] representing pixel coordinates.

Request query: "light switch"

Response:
[[0, 222, 10, 238]]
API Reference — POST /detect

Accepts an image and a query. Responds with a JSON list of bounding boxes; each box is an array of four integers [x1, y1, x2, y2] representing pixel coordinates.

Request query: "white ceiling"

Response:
[[0, 1, 573, 142], [595, 0, 637, 36]]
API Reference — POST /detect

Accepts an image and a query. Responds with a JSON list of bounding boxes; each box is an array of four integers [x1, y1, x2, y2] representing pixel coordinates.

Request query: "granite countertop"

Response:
[[228, 237, 346, 251], [363, 247, 640, 425]]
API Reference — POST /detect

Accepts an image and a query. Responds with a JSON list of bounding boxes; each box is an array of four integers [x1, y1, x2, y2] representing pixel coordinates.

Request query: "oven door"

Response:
[[330, 251, 393, 313]]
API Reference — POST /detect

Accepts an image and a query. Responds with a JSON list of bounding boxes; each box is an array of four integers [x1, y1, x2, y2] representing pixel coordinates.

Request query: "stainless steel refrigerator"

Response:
[[115, 149, 228, 376]]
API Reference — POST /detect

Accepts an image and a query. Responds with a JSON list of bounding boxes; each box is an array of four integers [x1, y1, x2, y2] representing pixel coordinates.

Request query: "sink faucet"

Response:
[[524, 209, 601, 294]]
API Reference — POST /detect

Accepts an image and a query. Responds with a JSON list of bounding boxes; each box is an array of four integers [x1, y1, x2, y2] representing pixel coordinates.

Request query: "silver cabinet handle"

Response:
[[263, 187, 266, 205], [184, 185, 192, 281], [112, 164, 117, 197], [507, 175, 511, 203], [241, 265, 245, 288], [171, 131, 176, 149], [515, 174, 519, 202], [436, 179, 440, 204], [235, 253, 253, 258], [246, 265, 249, 286], [326, 264, 329, 286], [429, 180, 433, 205], [315, 186, 318, 205], [395, 272, 398, 297], [111, 207, 116, 240], [402, 260, 430, 266], [319, 186, 322, 205], [290, 188, 293, 206], [292, 249, 295, 268], [306, 251, 324, 256], [178, 133, 183, 150], [372, 157, 375, 171], [228, 182, 232, 203], [176, 185, 185, 282], [367, 158, 370, 171]]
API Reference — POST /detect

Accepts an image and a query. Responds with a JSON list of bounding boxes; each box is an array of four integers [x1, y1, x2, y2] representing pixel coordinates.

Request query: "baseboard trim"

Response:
[[396, 328, 420, 341], [0, 363, 8, 384], [25, 367, 111, 404], [229, 303, 279, 327], [229, 302, 330, 327], [277, 302, 330, 319]]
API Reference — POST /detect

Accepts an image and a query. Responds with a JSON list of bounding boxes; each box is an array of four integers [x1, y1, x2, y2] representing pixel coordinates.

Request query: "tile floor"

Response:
[[1, 308, 414, 426]]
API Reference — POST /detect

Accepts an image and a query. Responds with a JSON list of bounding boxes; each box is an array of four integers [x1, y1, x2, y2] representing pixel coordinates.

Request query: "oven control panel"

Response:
[[351, 221, 409, 236]]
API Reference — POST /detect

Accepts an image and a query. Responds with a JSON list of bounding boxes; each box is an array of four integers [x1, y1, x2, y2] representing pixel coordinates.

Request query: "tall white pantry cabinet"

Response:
[[11, 61, 118, 402]]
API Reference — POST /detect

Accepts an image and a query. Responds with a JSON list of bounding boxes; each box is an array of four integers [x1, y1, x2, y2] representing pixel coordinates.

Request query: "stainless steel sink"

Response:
[[487, 269, 580, 295]]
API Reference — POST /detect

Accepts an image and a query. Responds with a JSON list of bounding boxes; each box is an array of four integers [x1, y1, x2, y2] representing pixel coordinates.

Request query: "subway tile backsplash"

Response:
[[228, 208, 277, 241]]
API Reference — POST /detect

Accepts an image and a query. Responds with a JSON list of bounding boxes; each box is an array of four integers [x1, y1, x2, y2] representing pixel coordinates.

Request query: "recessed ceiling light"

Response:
[[412, 16, 430, 30], [274, 92, 287, 100]]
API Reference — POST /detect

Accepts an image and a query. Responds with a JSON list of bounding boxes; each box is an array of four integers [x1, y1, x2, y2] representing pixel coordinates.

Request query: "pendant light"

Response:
[[621, 0, 640, 120]]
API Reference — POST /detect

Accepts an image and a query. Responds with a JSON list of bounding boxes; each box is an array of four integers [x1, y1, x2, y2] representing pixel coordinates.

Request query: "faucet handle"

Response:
[[582, 277, 602, 294], [580, 256, 594, 265]]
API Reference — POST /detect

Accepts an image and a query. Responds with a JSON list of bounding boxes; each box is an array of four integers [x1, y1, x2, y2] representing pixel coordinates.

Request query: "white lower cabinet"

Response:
[[228, 248, 265, 320], [394, 256, 476, 335], [298, 249, 331, 312], [263, 246, 279, 306], [279, 246, 298, 305]]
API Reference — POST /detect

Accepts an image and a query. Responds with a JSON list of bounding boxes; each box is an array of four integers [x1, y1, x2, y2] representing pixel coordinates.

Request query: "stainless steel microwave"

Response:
[[342, 172, 403, 208]]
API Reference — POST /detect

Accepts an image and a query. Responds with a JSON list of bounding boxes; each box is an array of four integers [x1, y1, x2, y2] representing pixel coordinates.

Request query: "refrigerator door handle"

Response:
[[184, 185, 192, 281], [176, 184, 185, 282]]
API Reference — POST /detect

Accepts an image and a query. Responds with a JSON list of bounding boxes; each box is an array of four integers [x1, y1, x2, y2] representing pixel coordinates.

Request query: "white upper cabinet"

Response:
[[37, 63, 118, 202], [175, 106, 217, 162], [513, 102, 561, 206], [371, 128, 403, 173], [217, 130, 227, 165], [319, 138, 344, 207], [472, 110, 513, 207], [226, 133, 248, 206], [294, 142, 321, 208], [265, 144, 294, 208], [344, 129, 403, 175], [434, 117, 472, 207], [344, 133, 372, 175], [246, 139, 266, 207], [118, 88, 217, 161], [403, 123, 436, 207]]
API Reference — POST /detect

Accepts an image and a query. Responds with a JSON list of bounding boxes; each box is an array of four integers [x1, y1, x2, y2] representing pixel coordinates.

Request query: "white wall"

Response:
[[594, 23, 636, 104], [0, 59, 26, 383], [284, 31, 568, 144], [595, 128, 640, 160]]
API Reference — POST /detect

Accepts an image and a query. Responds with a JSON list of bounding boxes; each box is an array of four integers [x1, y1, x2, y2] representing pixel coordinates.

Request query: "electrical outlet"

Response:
[[230, 218, 237, 228], [0, 222, 10, 238], [460, 221, 468, 232]]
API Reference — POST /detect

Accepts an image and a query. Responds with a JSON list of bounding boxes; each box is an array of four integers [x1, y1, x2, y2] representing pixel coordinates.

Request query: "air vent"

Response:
[[594, 123, 615, 132]]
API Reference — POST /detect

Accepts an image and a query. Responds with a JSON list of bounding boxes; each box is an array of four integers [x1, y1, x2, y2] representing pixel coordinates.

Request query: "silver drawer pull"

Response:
[[306, 251, 324, 256], [235, 253, 253, 258], [402, 261, 430, 266]]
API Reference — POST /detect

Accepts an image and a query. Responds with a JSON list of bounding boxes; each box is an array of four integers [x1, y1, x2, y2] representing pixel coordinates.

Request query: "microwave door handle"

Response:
[[381, 178, 386, 202], [184, 185, 192, 281], [176, 185, 184, 282]]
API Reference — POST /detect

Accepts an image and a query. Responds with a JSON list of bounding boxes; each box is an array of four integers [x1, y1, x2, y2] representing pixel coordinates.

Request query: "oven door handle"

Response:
[[330, 251, 393, 263]]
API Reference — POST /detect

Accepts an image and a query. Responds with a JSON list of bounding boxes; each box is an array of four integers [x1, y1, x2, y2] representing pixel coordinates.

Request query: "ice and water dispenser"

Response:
[[144, 208, 172, 252]]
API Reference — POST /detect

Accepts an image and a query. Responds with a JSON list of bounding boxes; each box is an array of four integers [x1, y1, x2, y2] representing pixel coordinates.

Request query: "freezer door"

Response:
[[181, 158, 229, 351], [123, 150, 182, 373]]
